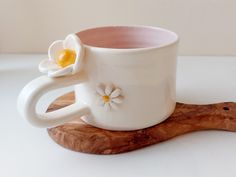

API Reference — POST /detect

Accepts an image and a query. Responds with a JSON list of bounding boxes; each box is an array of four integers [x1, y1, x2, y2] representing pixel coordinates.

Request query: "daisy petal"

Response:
[[48, 65, 73, 77], [97, 97, 104, 106], [38, 59, 59, 73], [110, 88, 122, 98], [104, 103, 111, 111], [105, 84, 113, 95], [96, 85, 105, 96], [48, 40, 63, 61], [111, 96, 123, 104], [109, 102, 118, 110]]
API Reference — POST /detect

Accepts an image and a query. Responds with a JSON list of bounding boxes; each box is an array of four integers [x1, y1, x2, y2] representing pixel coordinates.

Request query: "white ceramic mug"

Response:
[[18, 26, 179, 131]]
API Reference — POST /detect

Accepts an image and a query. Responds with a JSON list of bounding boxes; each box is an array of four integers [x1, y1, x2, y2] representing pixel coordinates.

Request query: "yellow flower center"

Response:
[[102, 95, 110, 103], [56, 49, 76, 68]]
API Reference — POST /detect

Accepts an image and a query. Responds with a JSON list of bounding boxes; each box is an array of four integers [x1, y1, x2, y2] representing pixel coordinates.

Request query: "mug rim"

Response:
[[76, 25, 179, 53]]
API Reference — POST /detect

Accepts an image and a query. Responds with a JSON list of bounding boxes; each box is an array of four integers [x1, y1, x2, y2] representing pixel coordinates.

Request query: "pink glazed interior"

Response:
[[77, 26, 178, 49]]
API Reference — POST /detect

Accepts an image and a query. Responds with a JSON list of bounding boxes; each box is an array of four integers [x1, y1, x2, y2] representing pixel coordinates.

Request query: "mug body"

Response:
[[74, 26, 178, 130]]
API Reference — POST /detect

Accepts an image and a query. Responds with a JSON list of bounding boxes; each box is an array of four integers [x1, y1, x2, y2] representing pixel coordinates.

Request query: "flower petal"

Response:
[[48, 65, 73, 77], [109, 102, 118, 110], [63, 34, 78, 50], [110, 88, 122, 98], [96, 85, 105, 96], [111, 96, 123, 104], [48, 40, 63, 61], [38, 59, 59, 73], [63, 34, 84, 74], [105, 84, 113, 95], [104, 103, 111, 111]]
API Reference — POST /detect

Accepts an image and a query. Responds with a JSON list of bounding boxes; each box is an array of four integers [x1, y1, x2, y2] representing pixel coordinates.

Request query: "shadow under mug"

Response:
[[18, 26, 179, 131]]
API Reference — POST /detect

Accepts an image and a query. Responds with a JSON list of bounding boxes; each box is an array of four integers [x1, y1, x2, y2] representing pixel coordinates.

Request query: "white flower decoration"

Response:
[[96, 83, 124, 111], [39, 34, 84, 77]]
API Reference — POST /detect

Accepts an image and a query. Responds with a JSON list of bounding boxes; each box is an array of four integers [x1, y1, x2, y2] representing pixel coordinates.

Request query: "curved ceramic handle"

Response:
[[17, 71, 90, 128]]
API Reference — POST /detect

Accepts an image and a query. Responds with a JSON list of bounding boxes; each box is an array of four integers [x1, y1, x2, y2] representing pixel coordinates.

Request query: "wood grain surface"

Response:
[[47, 92, 236, 154]]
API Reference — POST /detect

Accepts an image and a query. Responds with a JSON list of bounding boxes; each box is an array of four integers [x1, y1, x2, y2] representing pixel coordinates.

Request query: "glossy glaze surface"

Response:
[[18, 26, 178, 130]]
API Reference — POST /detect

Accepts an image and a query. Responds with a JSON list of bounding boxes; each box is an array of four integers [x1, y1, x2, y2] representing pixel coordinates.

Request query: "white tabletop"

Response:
[[1, 55, 236, 177]]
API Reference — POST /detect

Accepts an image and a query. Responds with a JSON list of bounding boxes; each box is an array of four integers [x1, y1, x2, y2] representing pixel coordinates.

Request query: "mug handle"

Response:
[[17, 71, 90, 128]]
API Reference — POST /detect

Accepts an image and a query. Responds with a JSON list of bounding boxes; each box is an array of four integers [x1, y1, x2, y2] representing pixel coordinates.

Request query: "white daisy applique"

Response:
[[38, 34, 84, 77], [96, 83, 124, 111]]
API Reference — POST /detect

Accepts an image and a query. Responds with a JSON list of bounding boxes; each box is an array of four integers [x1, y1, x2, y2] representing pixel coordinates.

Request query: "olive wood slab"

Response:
[[47, 92, 236, 154]]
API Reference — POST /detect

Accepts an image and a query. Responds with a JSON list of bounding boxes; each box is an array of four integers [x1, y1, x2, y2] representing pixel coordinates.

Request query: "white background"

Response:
[[1, 0, 236, 55]]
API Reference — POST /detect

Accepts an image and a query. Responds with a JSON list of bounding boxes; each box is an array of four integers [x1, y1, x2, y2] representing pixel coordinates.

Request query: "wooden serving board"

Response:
[[47, 92, 236, 154]]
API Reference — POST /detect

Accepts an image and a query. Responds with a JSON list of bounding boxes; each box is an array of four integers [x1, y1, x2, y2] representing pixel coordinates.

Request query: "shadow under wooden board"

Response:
[[47, 92, 236, 155]]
